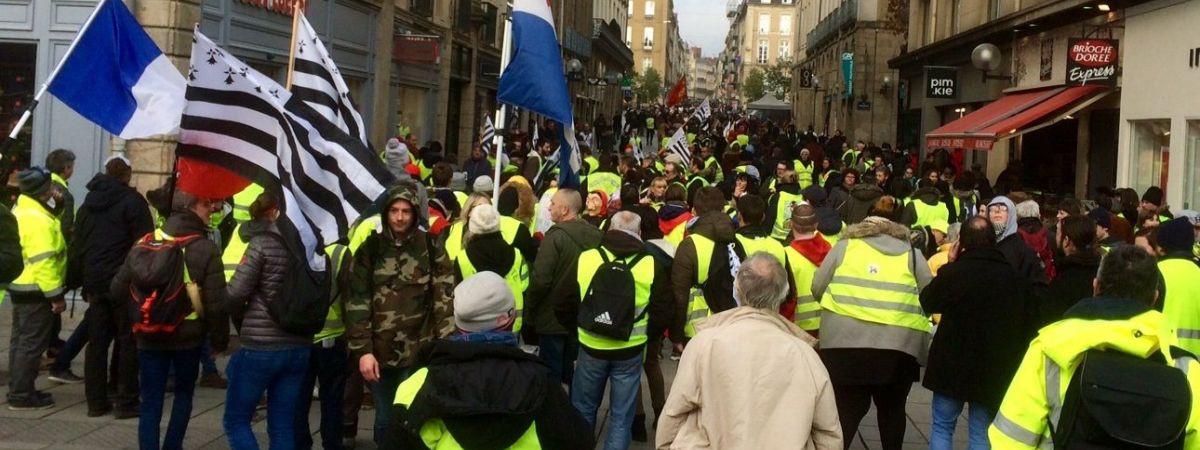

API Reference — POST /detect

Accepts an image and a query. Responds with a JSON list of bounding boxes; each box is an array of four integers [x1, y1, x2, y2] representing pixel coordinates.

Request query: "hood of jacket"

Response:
[[237, 219, 281, 242], [82, 173, 136, 211], [465, 232, 515, 274], [849, 183, 884, 201], [382, 182, 423, 240], [842, 217, 913, 256], [1018, 216, 1044, 234], [601, 229, 646, 258], [690, 211, 736, 243], [989, 196, 1019, 241], [911, 186, 942, 205], [1040, 298, 1171, 369], [658, 202, 690, 222], [696, 306, 817, 347]]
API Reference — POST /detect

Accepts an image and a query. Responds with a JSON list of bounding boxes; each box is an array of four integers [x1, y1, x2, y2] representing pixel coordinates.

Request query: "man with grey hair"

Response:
[[558, 210, 672, 450], [658, 253, 842, 449], [526, 188, 602, 385]]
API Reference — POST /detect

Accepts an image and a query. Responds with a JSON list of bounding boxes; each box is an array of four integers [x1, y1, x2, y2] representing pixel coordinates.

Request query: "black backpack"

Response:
[[128, 232, 201, 337], [577, 251, 647, 341], [1052, 349, 1192, 450], [264, 234, 332, 336]]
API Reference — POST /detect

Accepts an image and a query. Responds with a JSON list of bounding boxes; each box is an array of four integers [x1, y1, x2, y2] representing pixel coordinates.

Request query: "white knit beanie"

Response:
[[469, 204, 500, 234], [453, 272, 516, 332]]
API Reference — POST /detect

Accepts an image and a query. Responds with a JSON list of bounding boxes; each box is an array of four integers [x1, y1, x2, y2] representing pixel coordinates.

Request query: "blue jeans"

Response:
[[369, 366, 412, 446], [538, 334, 578, 386], [200, 339, 219, 375], [571, 351, 643, 450], [930, 392, 994, 450], [224, 347, 311, 450], [139, 348, 201, 450], [51, 313, 88, 372], [295, 338, 348, 450]]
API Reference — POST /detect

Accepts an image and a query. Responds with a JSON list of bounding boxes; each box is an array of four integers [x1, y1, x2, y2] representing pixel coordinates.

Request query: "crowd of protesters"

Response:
[[3, 102, 1200, 450]]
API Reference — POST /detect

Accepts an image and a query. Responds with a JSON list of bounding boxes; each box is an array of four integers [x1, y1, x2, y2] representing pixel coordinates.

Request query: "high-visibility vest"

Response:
[[1161, 258, 1200, 356], [231, 183, 264, 223], [457, 248, 529, 333], [664, 221, 688, 247], [686, 176, 709, 193], [911, 199, 950, 230], [8, 195, 66, 300], [452, 191, 468, 209], [735, 234, 786, 264], [417, 160, 433, 184], [842, 150, 862, 168], [770, 191, 804, 241], [820, 240, 930, 333], [445, 217, 523, 263], [394, 368, 544, 449], [685, 235, 716, 338], [315, 243, 350, 342], [704, 156, 724, 183], [152, 229, 201, 320], [784, 246, 821, 331], [222, 223, 250, 282], [988, 309, 1200, 449], [348, 215, 382, 254], [587, 171, 621, 198], [584, 156, 599, 175], [576, 247, 655, 350], [793, 159, 815, 189]]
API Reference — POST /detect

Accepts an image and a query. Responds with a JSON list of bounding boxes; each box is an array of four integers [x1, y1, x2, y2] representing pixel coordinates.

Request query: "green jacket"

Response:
[[525, 218, 601, 335]]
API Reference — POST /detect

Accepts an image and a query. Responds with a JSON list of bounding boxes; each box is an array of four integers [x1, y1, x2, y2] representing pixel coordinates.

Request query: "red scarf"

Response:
[[790, 234, 832, 266]]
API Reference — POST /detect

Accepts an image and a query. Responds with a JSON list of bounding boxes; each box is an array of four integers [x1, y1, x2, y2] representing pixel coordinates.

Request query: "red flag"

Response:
[[176, 156, 251, 200], [665, 76, 687, 108]]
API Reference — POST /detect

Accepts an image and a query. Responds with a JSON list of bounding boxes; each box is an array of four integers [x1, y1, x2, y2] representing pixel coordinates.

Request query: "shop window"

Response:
[[758, 41, 769, 63], [0, 42, 36, 190], [1186, 121, 1200, 209], [1129, 120, 1171, 196]]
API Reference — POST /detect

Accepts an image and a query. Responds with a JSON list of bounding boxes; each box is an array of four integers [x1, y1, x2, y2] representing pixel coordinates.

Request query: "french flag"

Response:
[[47, 0, 185, 139], [498, 0, 581, 188]]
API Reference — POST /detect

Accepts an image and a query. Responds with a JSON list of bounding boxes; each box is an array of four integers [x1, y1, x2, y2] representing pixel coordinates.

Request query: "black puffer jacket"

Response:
[[454, 231, 515, 281], [838, 183, 884, 225], [69, 173, 154, 296], [226, 220, 311, 349], [0, 204, 21, 284]]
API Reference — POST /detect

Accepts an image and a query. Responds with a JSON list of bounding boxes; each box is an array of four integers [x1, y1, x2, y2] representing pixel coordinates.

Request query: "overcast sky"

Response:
[[676, 0, 730, 57]]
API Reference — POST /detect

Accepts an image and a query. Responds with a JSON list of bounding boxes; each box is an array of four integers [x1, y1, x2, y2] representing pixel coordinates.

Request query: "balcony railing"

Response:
[[805, 0, 857, 55]]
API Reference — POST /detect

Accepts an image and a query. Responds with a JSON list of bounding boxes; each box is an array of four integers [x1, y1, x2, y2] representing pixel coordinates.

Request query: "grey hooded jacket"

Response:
[[988, 196, 1047, 285]]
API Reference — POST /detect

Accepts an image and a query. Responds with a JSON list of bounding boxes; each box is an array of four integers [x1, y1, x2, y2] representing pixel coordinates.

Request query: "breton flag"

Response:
[[664, 127, 691, 168], [46, 0, 185, 139], [691, 99, 712, 124], [291, 13, 369, 148], [178, 30, 393, 271], [498, 0, 581, 189], [480, 115, 496, 155]]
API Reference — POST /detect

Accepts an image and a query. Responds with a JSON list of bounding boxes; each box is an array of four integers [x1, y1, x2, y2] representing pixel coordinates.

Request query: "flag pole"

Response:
[[490, 1, 514, 205], [284, 0, 302, 89]]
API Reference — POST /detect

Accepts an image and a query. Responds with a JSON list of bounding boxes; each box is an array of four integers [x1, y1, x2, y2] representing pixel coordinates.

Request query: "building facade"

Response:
[[724, 0, 797, 102], [626, 0, 685, 94], [791, 0, 903, 144], [890, 0, 1139, 198], [688, 47, 719, 99]]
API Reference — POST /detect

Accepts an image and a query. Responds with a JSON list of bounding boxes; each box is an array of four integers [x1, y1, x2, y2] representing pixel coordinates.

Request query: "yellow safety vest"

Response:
[[576, 247, 655, 350], [394, 368, 544, 449], [784, 246, 821, 331], [315, 243, 350, 342], [820, 240, 930, 333], [911, 200, 950, 230], [989, 309, 1200, 450], [793, 159, 815, 190], [445, 218, 522, 263], [1161, 259, 1200, 357], [664, 221, 688, 248], [842, 150, 861, 168], [587, 172, 621, 198], [8, 195, 67, 300], [457, 249, 529, 333], [734, 234, 785, 264], [584, 156, 599, 175], [153, 229, 201, 320], [231, 183, 264, 223], [770, 191, 804, 241], [222, 223, 250, 282], [347, 215, 382, 255], [684, 235, 716, 338], [704, 156, 724, 183]]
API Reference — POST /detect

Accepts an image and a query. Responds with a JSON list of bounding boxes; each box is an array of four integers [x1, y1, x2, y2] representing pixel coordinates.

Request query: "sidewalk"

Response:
[[0, 300, 960, 449]]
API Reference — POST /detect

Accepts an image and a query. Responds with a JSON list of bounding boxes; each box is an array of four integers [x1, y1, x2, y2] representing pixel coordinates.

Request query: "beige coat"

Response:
[[656, 307, 842, 450]]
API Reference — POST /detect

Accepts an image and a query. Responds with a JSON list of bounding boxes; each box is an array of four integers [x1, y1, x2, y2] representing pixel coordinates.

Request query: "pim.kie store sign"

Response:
[[237, 0, 307, 15]]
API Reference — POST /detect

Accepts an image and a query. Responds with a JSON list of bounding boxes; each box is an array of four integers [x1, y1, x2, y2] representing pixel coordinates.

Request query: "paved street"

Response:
[[0, 300, 964, 449]]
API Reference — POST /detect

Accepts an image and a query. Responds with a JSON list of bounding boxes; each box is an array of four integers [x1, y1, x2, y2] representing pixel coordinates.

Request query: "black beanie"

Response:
[[497, 186, 519, 217], [1142, 186, 1164, 207]]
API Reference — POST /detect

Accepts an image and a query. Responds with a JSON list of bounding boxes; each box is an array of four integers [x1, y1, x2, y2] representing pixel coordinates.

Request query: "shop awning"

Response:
[[925, 85, 1111, 150]]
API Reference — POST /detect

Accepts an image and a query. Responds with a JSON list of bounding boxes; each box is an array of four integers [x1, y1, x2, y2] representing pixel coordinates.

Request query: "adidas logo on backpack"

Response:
[[594, 312, 613, 325]]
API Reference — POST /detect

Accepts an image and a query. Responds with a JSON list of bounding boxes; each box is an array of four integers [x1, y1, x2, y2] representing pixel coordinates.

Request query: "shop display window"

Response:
[[1129, 119, 1171, 196]]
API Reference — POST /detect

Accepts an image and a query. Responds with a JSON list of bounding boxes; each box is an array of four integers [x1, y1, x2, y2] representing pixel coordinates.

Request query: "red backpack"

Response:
[[127, 231, 202, 336]]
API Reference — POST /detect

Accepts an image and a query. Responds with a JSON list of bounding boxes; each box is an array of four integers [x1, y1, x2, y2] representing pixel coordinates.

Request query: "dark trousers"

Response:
[[296, 338, 349, 450], [84, 294, 138, 411], [368, 367, 410, 446], [139, 347, 201, 450], [635, 333, 667, 421], [341, 365, 365, 441], [833, 381, 914, 450], [7, 301, 54, 401], [538, 334, 578, 386], [51, 312, 88, 371]]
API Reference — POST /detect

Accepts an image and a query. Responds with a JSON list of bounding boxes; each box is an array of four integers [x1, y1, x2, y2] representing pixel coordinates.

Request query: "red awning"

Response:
[[926, 85, 1110, 151]]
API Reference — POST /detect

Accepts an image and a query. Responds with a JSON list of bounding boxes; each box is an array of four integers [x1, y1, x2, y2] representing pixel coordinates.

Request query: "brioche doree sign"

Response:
[[1067, 38, 1118, 86]]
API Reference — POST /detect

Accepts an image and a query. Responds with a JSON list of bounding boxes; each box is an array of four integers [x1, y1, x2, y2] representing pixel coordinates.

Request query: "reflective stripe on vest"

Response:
[[1160, 259, 1200, 356], [575, 247, 655, 350], [771, 191, 804, 241], [685, 235, 715, 338], [457, 249, 528, 333], [820, 240, 929, 333], [784, 246, 821, 331]]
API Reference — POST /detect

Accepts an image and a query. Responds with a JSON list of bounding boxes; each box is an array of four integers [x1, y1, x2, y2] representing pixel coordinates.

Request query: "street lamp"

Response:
[[566, 58, 584, 81]]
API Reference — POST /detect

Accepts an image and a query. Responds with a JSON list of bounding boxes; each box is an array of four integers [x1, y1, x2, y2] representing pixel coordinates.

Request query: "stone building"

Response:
[[688, 47, 719, 100], [626, 0, 686, 96], [723, 0, 797, 103]]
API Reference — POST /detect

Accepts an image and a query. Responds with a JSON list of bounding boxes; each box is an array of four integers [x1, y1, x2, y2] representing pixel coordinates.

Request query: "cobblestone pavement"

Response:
[[0, 300, 964, 449]]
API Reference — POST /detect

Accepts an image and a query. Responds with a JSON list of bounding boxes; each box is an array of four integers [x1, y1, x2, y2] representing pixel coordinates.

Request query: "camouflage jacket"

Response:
[[344, 228, 455, 368]]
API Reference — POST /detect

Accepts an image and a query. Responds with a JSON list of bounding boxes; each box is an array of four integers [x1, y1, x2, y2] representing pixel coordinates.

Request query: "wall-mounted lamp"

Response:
[[879, 75, 892, 94]]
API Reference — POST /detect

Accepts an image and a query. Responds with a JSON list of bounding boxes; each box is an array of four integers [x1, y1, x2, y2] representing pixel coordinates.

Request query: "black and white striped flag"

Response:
[[481, 115, 495, 155], [291, 13, 369, 148], [691, 99, 711, 123], [665, 127, 691, 168], [179, 30, 393, 271]]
